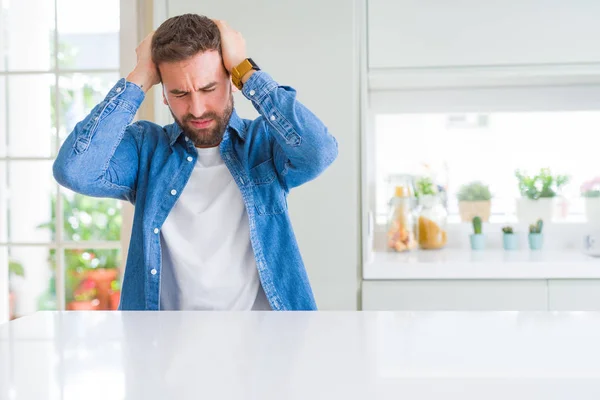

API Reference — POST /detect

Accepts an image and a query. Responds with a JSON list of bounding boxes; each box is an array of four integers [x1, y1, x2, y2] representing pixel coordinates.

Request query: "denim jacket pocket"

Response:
[[249, 158, 286, 215]]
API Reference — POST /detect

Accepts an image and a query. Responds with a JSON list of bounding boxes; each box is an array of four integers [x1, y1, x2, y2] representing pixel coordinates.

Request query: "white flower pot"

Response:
[[516, 198, 554, 224], [585, 197, 600, 226]]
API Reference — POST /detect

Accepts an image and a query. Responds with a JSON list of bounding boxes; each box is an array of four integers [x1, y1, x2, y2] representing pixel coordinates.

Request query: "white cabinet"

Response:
[[368, 0, 600, 70], [362, 251, 600, 311], [362, 280, 548, 311], [363, 279, 600, 311], [548, 280, 600, 311]]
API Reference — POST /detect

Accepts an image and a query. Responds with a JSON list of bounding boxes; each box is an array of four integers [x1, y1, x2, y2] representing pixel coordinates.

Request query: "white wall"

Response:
[[157, 0, 362, 309]]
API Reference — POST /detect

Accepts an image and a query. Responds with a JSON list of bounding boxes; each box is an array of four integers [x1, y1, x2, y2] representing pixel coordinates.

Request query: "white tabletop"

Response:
[[2, 311, 600, 399]]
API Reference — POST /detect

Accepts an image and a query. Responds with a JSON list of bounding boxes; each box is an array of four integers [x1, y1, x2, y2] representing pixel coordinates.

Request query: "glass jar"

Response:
[[418, 194, 448, 250], [386, 177, 419, 252]]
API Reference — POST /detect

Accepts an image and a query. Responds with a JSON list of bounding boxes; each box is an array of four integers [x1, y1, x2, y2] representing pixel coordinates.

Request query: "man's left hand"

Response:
[[214, 20, 247, 73]]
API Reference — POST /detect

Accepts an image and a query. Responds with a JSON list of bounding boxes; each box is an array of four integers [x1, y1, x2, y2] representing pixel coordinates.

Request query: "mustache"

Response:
[[183, 112, 219, 123]]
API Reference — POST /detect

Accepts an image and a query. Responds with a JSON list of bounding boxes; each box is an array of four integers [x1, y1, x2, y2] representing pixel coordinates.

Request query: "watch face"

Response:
[[248, 58, 260, 70]]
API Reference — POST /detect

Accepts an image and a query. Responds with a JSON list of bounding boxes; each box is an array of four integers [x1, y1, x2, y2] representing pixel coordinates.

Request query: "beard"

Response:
[[170, 94, 234, 148]]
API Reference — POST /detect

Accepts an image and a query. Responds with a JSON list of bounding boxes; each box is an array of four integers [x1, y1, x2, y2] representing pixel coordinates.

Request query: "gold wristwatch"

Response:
[[231, 58, 260, 90]]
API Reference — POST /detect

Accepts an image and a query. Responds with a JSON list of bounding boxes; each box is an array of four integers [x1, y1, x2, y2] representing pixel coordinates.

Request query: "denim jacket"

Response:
[[53, 71, 338, 311]]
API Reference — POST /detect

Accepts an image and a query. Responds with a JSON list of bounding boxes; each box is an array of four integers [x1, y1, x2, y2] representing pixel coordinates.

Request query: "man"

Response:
[[53, 14, 338, 311]]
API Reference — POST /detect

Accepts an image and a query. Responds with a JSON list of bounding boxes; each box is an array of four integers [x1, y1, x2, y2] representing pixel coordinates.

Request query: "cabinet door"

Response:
[[362, 280, 547, 311], [548, 280, 600, 311], [368, 0, 600, 69]]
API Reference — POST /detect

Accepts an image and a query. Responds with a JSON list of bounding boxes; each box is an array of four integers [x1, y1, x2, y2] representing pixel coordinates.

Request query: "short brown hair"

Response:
[[151, 14, 221, 66]]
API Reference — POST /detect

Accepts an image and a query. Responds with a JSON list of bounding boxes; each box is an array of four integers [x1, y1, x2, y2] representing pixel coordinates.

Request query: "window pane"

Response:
[[57, 0, 119, 70], [58, 73, 119, 145], [0, 76, 6, 157], [3, 161, 55, 243], [61, 188, 122, 242], [0, 162, 6, 243], [64, 249, 121, 311], [0, 0, 55, 71], [374, 111, 600, 223], [6, 246, 57, 320], [7, 74, 55, 157]]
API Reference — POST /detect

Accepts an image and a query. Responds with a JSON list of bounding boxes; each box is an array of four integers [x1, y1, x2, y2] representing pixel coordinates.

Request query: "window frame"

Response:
[[363, 65, 600, 258]]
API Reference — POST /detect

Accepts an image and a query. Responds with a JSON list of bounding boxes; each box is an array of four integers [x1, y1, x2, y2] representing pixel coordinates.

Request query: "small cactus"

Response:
[[529, 219, 543, 234], [502, 226, 513, 234], [472, 216, 482, 235]]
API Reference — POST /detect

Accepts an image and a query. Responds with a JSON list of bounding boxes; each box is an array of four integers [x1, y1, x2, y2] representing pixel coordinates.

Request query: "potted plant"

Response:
[[109, 279, 121, 310], [37, 193, 122, 310], [67, 277, 100, 310], [457, 181, 492, 222], [8, 259, 25, 320], [581, 177, 600, 225], [502, 226, 518, 251], [86, 266, 119, 309], [528, 219, 544, 251], [469, 216, 485, 250], [515, 168, 569, 223], [415, 176, 438, 198]]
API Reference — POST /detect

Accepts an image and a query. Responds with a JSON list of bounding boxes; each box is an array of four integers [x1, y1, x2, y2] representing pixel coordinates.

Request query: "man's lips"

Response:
[[189, 119, 213, 128]]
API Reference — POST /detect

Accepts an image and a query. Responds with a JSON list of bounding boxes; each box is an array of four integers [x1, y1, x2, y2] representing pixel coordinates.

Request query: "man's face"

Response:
[[159, 50, 233, 148]]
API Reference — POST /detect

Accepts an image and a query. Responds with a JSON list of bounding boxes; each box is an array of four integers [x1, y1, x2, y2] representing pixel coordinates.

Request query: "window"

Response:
[[366, 83, 600, 251], [374, 110, 600, 224], [1, 0, 122, 320]]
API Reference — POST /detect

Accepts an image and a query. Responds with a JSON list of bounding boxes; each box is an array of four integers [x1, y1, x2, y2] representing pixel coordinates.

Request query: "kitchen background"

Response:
[[2, 0, 600, 321]]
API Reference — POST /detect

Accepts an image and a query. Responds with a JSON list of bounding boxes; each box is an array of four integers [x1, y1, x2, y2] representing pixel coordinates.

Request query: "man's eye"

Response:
[[203, 88, 216, 93], [175, 93, 188, 98]]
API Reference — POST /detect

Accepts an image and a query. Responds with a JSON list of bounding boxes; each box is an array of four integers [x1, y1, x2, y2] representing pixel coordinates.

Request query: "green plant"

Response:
[[37, 193, 121, 302], [415, 177, 437, 198], [502, 226, 514, 234], [8, 259, 25, 292], [583, 190, 600, 198], [515, 168, 569, 200], [73, 278, 98, 302], [581, 177, 600, 198], [110, 279, 121, 292], [457, 181, 492, 202], [8, 260, 25, 278], [529, 219, 544, 234], [472, 216, 483, 234]]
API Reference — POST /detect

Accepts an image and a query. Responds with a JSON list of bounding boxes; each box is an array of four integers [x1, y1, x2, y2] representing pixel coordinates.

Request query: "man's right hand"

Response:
[[126, 31, 160, 94]]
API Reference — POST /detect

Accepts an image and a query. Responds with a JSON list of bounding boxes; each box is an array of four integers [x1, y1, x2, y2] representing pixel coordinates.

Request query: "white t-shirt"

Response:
[[159, 146, 270, 310]]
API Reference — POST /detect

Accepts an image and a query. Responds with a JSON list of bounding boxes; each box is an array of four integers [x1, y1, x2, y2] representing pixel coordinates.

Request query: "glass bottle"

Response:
[[386, 176, 419, 252], [418, 194, 448, 250]]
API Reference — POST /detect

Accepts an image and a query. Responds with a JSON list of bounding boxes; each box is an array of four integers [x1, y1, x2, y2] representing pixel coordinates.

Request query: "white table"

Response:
[[2, 311, 600, 399]]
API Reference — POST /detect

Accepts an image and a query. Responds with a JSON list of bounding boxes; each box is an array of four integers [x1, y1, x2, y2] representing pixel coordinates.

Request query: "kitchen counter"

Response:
[[364, 249, 600, 280], [2, 311, 600, 399]]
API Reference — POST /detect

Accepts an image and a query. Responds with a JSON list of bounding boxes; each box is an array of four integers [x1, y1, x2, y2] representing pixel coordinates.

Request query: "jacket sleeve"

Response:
[[53, 79, 145, 203], [241, 71, 338, 191]]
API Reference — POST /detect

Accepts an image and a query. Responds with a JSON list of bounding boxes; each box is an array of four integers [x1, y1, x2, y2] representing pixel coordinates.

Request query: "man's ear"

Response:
[[230, 77, 239, 93]]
